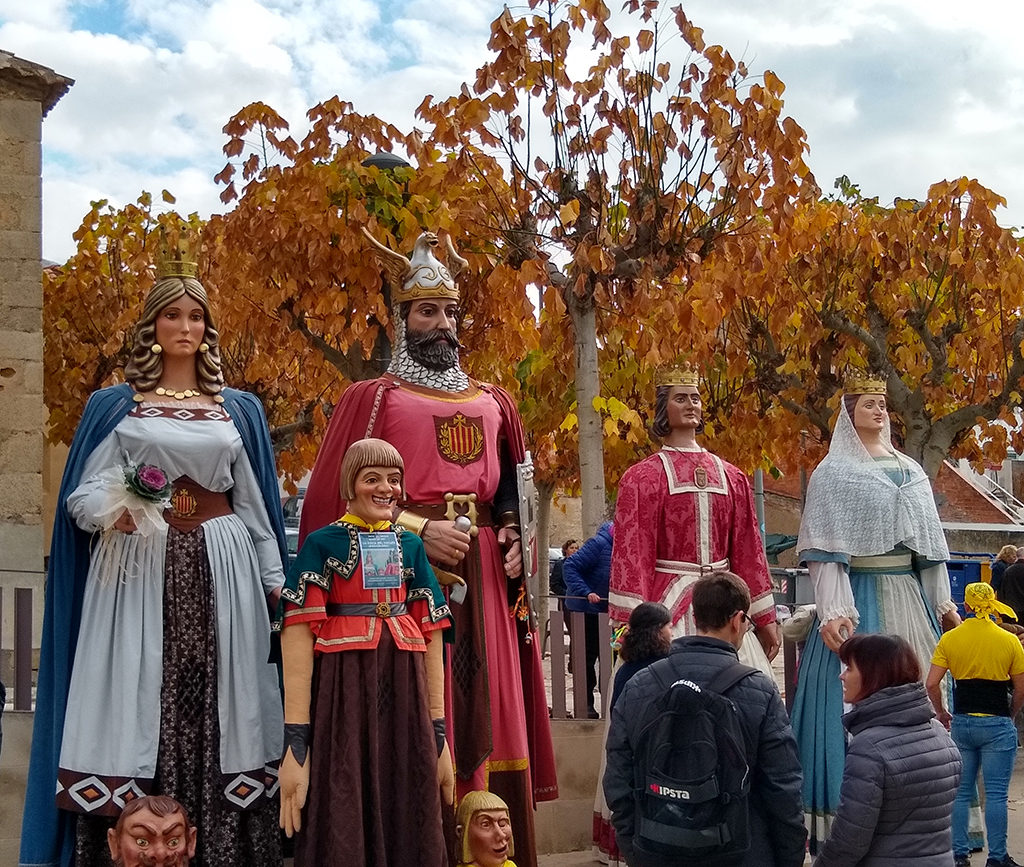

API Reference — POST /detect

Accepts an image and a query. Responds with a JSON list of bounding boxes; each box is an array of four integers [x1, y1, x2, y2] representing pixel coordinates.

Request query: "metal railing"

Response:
[[546, 602, 614, 720], [947, 458, 1024, 523], [541, 572, 811, 720], [0, 585, 34, 710]]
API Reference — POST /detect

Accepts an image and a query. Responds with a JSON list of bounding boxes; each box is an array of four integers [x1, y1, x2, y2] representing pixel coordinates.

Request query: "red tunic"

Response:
[[282, 541, 446, 654], [609, 447, 776, 629]]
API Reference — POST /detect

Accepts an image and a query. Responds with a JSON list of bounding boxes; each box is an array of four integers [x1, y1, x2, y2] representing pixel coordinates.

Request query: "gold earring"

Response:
[[199, 342, 210, 353], [151, 343, 163, 354]]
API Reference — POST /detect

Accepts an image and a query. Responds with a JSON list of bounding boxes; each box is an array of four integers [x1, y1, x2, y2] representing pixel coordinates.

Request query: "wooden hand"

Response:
[[497, 526, 522, 578], [279, 747, 309, 837], [422, 520, 471, 566], [755, 620, 781, 661], [113, 508, 138, 534], [820, 616, 855, 654]]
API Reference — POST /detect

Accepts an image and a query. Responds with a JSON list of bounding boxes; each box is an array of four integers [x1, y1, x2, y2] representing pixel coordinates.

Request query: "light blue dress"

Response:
[[792, 455, 956, 852]]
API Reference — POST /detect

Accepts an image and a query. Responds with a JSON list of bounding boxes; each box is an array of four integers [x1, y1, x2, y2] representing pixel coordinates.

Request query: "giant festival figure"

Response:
[[790, 374, 959, 852], [596, 362, 780, 865], [299, 228, 557, 867], [278, 438, 454, 865], [21, 243, 288, 867]]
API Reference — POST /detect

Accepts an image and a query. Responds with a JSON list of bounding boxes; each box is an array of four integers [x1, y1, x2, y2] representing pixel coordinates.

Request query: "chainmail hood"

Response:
[[386, 310, 470, 392]]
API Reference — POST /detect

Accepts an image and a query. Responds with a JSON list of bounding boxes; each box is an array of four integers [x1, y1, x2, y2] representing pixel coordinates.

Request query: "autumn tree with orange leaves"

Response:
[[44, 0, 1024, 552], [687, 175, 1024, 480], [43, 102, 541, 487], [418, 0, 817, 534]]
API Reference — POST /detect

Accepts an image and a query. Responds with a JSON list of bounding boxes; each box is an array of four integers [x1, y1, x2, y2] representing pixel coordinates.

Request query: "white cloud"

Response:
[[2, 0, 1024, 261], [0, 0, 68, 29]]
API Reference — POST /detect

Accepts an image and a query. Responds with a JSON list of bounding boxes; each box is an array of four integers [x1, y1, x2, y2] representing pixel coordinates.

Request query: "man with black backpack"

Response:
[[604, 571, 806, 867]]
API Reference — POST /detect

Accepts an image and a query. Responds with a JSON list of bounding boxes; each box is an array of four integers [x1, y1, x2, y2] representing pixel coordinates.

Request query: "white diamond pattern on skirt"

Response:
[[224, 773, 265, 809], [68, 775, 112, 812], [113, 779, 146, 808]]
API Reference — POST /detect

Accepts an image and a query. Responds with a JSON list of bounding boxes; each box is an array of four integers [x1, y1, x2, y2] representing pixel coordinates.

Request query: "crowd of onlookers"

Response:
[[602, 573, 1024, 867], [549, 535, 1024, 867]]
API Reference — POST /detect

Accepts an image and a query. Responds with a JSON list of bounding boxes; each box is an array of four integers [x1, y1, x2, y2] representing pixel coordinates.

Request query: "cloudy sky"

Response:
[[2, 0, 1023, 263]]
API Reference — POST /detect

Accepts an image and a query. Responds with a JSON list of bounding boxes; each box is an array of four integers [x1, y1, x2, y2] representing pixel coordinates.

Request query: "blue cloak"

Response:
[[20, 383, 287, 867]]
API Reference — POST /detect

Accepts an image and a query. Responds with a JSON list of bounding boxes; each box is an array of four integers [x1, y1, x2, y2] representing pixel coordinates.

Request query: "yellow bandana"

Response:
[[964, 582, 1017, 621], [340, 513, 392, 532]]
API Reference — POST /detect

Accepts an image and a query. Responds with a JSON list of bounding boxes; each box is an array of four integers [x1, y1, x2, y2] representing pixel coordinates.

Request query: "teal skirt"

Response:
[[791, 557, 943, 852]]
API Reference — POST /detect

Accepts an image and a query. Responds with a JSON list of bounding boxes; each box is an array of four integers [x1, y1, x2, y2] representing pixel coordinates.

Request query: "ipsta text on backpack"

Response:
[[632, 661, 757, 867]]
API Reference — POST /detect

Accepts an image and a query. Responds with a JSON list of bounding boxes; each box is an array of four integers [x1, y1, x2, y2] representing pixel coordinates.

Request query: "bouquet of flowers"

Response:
[[92, 453, 174, 538], [124, 461, 173, 504]]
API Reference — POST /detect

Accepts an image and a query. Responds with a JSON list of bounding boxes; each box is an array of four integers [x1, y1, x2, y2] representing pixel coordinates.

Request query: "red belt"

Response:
[[163, 475, 232, 533]]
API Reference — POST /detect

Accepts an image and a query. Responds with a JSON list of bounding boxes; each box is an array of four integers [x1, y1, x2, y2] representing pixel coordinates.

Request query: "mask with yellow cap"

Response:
[[456, 790, 514, 867]]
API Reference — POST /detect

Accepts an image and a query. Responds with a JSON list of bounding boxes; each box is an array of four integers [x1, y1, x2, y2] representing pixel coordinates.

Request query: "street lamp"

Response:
[[360, 152, 413, 372], [361, 152, 411, 170]]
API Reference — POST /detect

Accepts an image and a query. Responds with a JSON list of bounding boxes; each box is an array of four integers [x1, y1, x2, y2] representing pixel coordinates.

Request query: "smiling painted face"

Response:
[[852, 393, 887, 438], [466, 808, 513, 867], [154, 295, 206, 360], [349, 465, 403, 524], [107, 804, 196, 867]]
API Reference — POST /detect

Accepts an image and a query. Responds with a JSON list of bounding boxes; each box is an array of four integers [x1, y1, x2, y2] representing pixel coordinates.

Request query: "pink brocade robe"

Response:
[[609, 447, 776, 630]]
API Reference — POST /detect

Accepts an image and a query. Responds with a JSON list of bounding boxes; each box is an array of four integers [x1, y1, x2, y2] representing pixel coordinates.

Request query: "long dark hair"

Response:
[[620, 602, 672, 663], [838, 633, 920, 702]]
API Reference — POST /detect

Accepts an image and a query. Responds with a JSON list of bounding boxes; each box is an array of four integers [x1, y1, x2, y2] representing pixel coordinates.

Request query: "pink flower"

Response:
[[138, 465, 168, 492]]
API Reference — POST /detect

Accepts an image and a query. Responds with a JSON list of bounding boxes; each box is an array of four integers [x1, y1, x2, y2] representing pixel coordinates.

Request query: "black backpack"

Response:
[[631, 660, 757, 867]]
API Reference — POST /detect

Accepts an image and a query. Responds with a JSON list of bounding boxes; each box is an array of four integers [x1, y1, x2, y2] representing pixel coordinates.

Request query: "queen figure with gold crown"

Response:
[[20, 239, 289, 867], [594, 361, 781, 866], [789, 373, 960, 854]]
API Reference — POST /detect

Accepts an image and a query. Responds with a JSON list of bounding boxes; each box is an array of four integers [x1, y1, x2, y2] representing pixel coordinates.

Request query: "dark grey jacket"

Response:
[[814, 682, 962, 867], [604, 636, 807, 867]]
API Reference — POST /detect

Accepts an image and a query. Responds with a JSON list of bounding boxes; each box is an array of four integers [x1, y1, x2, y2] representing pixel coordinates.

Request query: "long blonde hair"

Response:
[[124, 276, 224, 394]]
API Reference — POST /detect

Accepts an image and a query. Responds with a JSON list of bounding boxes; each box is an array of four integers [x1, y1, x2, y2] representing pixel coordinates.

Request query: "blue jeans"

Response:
[[952, 714, 1018, 859]]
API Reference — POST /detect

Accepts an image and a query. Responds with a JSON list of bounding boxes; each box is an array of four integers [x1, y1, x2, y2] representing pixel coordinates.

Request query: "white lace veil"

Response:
[[796, 394, 949, 563]]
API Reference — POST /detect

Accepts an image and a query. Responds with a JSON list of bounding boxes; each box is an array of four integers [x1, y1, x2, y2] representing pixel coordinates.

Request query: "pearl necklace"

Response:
[[155, 386, 200, 400]]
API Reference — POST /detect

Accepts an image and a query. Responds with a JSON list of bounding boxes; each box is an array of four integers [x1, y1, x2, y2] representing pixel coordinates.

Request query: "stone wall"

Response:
[[0, 55, 71, 674], [0, 47, 72, 860]]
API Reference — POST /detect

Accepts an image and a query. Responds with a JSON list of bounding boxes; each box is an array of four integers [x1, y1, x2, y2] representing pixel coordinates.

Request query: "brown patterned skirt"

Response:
[[295, 628, 445, 867], [75, 525, 281, 866]]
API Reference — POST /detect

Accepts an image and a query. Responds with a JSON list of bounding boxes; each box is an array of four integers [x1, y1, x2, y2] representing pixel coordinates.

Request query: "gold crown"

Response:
[[657, 362, 701, 388], [844, 373, 887, 396], [156, 233, 199, 280]]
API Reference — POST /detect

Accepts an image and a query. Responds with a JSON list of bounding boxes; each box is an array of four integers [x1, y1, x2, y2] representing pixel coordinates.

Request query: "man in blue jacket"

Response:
[[564, 522, 613, 718]]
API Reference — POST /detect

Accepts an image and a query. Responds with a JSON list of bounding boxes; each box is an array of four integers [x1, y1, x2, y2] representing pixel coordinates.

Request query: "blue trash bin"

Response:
[[946, 552, 987, 619]]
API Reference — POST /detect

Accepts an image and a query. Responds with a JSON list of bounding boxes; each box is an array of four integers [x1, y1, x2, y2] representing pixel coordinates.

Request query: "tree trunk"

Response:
[[901, 409, 955, 482], [568, 299, 606, 537]]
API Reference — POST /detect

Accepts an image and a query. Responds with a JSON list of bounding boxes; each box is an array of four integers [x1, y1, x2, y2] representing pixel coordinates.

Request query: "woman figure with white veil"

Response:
[[791, 375, 960, 853]]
